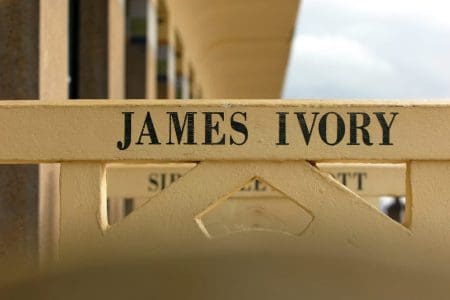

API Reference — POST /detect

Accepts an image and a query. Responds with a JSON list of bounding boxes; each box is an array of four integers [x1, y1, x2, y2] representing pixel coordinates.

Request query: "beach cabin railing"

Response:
[[0, 99, 448, 275]]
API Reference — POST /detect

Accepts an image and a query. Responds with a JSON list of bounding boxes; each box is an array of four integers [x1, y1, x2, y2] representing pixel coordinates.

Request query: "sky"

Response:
[[283, 0, 450, 99]]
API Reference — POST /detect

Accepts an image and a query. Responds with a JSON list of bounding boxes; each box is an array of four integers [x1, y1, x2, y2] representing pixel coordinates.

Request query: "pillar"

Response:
[[75, 0, 109, 98], [146, 0, 158, 99], [0, 0, 68, 267], [109, 0, 126, 99], [126, 0, 147, 98]]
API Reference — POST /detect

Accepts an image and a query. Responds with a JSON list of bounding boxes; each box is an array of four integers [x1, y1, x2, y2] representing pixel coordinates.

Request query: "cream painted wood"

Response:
[[0, 101, 448, 297], [104, 163, 408, 240], [197, 193, 314, 238], [105, 162, 405, 221], [64, 161, 412, 267], [54, 160, 450, 293], [39, 0, 68, 100], [318, 163, 405, 197], [108, 0, 126, 99], [0, 100, 449, 161], [59, 163, 108, 262], [106, 163, 405, 200], [106, 163, 196, 198], [146, 0, 158, 99], [408, 161, 450, 266], [38, 164, 60, 266], [38, 0, 69, 267]]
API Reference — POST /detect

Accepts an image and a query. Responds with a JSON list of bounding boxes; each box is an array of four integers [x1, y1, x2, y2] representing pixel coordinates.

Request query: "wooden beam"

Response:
[[108, 0, 126, 99], [146, 0, 158, 99], [59, 163, 107, 262], [317, 163, 405, 197], [0, 100, 449, 162], [106, 163, 405, 199], [38, 0, 69, 267]]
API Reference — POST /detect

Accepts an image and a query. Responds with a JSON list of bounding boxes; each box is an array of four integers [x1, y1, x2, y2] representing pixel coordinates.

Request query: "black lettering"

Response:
[[356, 172, 367, 191], [295, 112, 319, 145], [254, 180, 267, 191], [230, 112, 248, 145], [170, 173, 182, 184], [374, 112, 398, 145], [117, 112, 134, 150], [203, 112, 226, 145], [167, 112, 197, 145], [161, 173, 167, 190], [148, 173, 159, 192], [136, 112, 161, 145], [337, 172, 351, 186], [347, 112, 373, 146], [276, 112, 289, 145], [319, 112, 345, 146]]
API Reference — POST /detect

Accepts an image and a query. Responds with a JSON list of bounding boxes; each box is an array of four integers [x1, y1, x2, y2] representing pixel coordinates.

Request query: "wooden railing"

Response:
[[1, 100, 449, 274], [106, 162, 406, 223]]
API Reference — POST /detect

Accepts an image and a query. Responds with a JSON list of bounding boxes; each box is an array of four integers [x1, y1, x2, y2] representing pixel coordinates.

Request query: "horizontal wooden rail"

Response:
[[106, 162, 405, 199], [0, 100, 449, 162], [317, 163, 405, 197]]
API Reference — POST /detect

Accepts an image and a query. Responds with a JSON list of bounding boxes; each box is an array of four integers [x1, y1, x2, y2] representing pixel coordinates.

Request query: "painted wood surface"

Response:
[[0, 101, 448, 298], [0, 100, 449, 162], [106, 162, 405, 199]]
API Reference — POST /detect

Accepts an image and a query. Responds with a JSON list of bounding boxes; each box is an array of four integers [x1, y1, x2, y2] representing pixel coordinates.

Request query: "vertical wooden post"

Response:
[[0, 0, 68, 267], [38, 0, 69, 267], [107, 198, 125, 225], [174, 33, 188, 99], [408, 161, 450, 266], [146, 0, 158, 99], [0, 1, 38, 99], [108, 0, 126, 99], [76, 0, 109, 98], [0, 0, 39, 265], [156, 0, 175, 99], [40, 0, 69, 100], [166, 25, 176, 99], [38, 164, 61, 266], [71, 0, 126, 99], [181, 62, 190, 99], [59, 163, 108, 262], [409, 162, 450, 238], [125, 0, 147, 98]]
